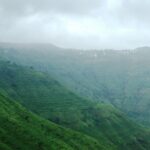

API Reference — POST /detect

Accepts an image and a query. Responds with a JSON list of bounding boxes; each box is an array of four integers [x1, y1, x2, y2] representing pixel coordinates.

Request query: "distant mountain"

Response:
[[0, 59, 150, 149], [0, 43, 150, 125]]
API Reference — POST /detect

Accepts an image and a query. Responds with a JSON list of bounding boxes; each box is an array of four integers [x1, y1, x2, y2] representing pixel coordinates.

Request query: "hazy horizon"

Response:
[[1, 41, 150, 51]]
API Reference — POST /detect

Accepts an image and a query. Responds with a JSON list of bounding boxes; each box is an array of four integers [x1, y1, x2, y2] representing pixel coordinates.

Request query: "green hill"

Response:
[[0, 60, 150, 149], [1, 43, 150, 125], [0, 93, 106, 150]]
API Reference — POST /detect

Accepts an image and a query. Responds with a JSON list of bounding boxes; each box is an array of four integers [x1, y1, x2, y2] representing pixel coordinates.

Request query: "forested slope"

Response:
[[0, 93, 105, 150], [0, 60, 150, 149], [1, 44, 150, 125]]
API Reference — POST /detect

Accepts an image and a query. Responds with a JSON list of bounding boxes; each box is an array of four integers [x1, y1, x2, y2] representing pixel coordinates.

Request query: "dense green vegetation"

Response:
[[0, 59, 150, 149], [0, 92, 106, 150], [1, 44, 150, 125]]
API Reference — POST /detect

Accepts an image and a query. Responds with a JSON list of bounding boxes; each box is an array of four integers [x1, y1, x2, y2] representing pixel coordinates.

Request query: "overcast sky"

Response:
[[0, 0, 150, 49]]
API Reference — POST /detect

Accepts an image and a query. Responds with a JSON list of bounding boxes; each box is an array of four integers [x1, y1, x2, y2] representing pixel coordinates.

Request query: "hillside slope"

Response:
[[0, 44, 150, 125], [0, 60, 150, 149], [0, 93, 105, 150]]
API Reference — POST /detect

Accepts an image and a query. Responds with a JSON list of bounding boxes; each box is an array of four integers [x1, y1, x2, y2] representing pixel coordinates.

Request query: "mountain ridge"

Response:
[[1, 43, 150, 125]]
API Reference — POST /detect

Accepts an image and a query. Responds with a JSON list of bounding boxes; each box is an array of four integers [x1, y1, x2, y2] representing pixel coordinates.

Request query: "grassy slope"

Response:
[[1, 44, 150, 125], [0, 93, 106, 150], [0, 60, 150, 149]]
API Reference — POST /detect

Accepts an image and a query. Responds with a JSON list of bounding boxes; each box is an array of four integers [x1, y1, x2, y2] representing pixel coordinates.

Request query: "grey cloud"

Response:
[[0, 0, 103, 17], [0, 0, 150, 49], [110, 0, 150, 25]]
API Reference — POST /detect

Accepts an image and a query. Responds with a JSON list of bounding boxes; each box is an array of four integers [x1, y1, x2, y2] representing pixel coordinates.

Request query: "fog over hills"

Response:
[[1, 56, 150, 150], [1, 0, 150, 149], [1, 43, 150, 126]]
